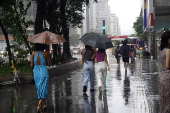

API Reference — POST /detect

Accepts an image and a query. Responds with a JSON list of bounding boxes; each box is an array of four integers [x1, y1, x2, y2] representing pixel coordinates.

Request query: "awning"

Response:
[[110, 35, 128, 39]]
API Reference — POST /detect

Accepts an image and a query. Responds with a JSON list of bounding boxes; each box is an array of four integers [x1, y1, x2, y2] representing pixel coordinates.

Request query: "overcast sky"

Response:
[[108, 0, 141, 35]]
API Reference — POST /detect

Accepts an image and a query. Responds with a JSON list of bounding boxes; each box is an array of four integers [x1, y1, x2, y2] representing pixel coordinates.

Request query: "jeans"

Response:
[[83, 61, 95, 90], [96, 61, 107, 90]]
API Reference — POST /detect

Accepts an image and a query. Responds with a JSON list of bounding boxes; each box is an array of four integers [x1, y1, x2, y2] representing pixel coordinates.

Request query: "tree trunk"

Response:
[[63, 28, 71, 57], [34, 0, 45, 34], [60, 0, 71, 57], [0, 18, 12, 65]]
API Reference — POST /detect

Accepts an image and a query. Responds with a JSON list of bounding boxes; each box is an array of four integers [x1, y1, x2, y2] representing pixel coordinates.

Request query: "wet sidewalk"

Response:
[[0, 51, 161, 113]]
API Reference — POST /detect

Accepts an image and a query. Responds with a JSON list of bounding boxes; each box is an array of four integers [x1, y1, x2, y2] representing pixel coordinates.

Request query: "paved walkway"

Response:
[[0, 51, 161, 113]]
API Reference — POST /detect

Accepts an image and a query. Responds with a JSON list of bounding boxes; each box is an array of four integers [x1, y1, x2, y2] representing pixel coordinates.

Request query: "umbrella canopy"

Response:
[[80, 33, 113, 49], [27, 31, 66, 44]]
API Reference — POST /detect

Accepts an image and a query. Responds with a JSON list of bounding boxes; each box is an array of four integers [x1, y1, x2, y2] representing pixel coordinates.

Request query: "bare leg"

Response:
[[37, 99, 43, 111], [124, 62, 126, 68], [43, 99, 47, 108], [118, 58, 120, 65]]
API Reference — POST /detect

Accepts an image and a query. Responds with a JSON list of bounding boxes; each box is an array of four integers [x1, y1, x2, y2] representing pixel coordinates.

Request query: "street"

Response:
[[0, 51, 161, 113]]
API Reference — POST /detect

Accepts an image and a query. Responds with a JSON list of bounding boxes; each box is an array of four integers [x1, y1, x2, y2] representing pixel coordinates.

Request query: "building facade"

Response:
[[95, 0, 110, 34], [110, 14, 120, 36], [141, 0, 170, 59]]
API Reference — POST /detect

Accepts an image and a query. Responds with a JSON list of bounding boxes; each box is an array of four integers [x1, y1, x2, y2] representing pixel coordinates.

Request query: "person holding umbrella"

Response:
[[31, 43, 51, 112], [80, 33, 113, 93], [28, 30, 66, 112], [96, 48, 110, 92], [82, 45, 96, 93]]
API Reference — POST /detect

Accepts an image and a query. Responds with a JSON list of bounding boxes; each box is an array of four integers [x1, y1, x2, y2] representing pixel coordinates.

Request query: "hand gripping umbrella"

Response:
[[27, 31, 66, 44], [80, 32, 113, 49]]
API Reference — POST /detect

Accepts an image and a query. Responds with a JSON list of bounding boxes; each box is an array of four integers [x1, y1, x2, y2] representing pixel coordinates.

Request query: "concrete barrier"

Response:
[[0, 61, 82, 82]]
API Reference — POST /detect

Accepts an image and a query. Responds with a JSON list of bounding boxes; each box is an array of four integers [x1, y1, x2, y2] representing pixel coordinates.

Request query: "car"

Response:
[[72, 48, 81, 55]]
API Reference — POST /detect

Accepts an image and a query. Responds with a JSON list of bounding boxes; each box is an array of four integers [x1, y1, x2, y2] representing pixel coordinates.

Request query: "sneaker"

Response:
[[99, 86, 102, 92], [83, 86, 87, 93]]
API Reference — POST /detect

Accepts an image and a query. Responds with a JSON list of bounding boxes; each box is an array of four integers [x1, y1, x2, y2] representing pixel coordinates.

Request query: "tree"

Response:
[[0, 19, 12, 64], [129, 34, 137, 37], [1, 0, 34, 54], [69, 34, 80, 46], [133, 16, 144, 40], [115, 40, 121, 46]]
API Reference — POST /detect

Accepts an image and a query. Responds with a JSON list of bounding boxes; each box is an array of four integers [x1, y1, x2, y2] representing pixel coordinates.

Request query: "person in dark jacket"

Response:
[[121, 40, 130, 72]]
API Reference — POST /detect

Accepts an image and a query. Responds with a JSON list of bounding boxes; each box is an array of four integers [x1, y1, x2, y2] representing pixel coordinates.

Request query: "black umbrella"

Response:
[[80, 32, 113, 49]]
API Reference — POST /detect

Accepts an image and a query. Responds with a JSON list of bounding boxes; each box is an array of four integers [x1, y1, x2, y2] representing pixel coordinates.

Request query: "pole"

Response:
[[153, 31, 156, 59], [103, 20, 105, 35]]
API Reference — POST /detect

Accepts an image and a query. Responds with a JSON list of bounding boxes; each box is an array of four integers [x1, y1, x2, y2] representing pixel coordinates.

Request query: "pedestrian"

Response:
[[96, 49, 110, 92], [159, 31, 170, 113], [130, 50, 135, 63], [121, 39, 130, 72], [31, 43, 51, 112], [82, 45, 96, 93], [114, 46, 121, 66]]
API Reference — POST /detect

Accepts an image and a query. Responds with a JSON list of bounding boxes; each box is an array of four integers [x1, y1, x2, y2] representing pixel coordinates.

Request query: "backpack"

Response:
[[122, 46, 129, 57]]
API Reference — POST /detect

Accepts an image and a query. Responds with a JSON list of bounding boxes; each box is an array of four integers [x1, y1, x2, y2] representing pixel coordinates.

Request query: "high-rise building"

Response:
[[89, 0, 97, 30], [95, 0, 110, 34], [110, 14, 120, 36]]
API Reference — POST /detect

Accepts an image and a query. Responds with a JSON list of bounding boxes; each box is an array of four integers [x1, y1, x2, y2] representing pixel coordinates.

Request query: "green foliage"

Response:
[[115, 41, 121, 46], [0, 0, 34, 51], [69, 34, 80, 46], [0, 57, 6, 67], [129, 34, 137, 37], [133, 16, 144, 40], [0, 64, 32, 74], [4, 44, 30, 65]]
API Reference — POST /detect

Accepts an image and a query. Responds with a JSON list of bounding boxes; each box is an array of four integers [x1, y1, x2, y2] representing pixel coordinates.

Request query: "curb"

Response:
[[0, 60, 82, 82]]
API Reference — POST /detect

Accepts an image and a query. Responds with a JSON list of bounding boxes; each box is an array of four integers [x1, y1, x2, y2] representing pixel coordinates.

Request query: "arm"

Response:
[[31, 52, 34, 67], [114, 48, 116, 56], [104, 52, 110, 71], [91, 50, 96, 60], [46, 53, 51, 66], [82, 49, 85, 64], [166, 49, 170, 69]]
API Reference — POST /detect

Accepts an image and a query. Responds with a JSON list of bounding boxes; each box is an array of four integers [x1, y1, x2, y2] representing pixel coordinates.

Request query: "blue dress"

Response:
[[34, 51, 49, 100]]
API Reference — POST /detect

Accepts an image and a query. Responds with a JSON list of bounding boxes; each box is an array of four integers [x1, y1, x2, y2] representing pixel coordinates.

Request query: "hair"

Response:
[[35, 43, 47, 51], [160, 31, 170, 50], [98, 48, 105, 53], [85, 45, 92, 50], [117, 46, 120, 49], [123, 39, 128, 45]]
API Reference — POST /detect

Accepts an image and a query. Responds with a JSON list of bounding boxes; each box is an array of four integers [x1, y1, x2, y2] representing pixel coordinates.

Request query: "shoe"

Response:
[[90, 89, 95, 92], [43, 105, 47, 112], [83, 86, 87, 92], [99, 86, 102, 92], [83, 93, 88, 98], [37, 105, 42, 113]]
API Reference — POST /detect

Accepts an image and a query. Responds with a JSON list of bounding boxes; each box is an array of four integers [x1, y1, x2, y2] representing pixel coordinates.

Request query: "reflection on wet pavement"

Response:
[[0, 52, 161, 113]]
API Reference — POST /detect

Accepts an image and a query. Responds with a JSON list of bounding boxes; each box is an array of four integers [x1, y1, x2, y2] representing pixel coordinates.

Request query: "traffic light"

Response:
[[103, 20, 105, 35]]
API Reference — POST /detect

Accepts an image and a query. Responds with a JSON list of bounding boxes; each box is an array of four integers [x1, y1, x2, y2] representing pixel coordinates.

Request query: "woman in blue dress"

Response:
[[31, 43, 51, 112]]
